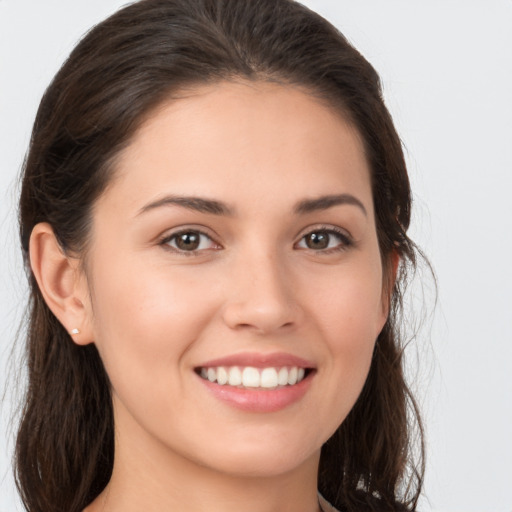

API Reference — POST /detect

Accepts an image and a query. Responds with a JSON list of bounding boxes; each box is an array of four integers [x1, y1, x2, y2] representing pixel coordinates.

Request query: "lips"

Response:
[[194, 352, 315, 412]]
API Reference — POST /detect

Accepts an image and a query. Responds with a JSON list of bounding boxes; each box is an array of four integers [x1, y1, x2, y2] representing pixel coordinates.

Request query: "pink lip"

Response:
[[194, 352, 316, 413], [197, 372, 314, 413], [196, 352, 315, 369]]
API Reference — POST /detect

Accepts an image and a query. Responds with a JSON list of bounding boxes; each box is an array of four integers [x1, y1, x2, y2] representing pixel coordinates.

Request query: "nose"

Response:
[[221, 250, 302, 335]]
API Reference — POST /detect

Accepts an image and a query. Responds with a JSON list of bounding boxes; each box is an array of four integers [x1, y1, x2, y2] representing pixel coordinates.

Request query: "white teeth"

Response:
[[260, 368, 278, 388], [242, 367, 260, 387], [199, 365, 308, 389], [228, 366, 242, 386], [217, 366, 228, 385], [278, 367, 289, 386], [288, 367, 298, 385]]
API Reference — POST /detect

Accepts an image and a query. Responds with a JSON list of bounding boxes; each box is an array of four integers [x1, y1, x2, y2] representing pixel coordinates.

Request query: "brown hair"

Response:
[[16, 1, 424, 511]]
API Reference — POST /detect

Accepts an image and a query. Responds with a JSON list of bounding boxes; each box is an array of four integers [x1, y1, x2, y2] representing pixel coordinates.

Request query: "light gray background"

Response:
[[1, 1, 511, 511]]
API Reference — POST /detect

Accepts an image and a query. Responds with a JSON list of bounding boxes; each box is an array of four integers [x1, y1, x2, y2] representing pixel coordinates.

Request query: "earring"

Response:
[[70, 328, 81, 335]]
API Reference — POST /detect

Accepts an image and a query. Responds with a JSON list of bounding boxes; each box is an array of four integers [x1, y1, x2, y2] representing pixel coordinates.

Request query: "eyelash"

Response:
[[296, 225, 354, 254], [159, 225, 354, 257], [159, 228, 219, 257]]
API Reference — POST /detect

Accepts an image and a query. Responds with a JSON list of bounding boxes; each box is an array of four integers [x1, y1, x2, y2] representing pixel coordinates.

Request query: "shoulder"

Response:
[[318, 493, 342, 512]]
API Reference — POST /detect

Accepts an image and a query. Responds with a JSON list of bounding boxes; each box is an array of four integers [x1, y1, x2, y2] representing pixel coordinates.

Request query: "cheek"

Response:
[[87, 258, 217, 390], [322, 288, 378, 384], [308, 259, 385, 346], [305, 259, 384, 407]]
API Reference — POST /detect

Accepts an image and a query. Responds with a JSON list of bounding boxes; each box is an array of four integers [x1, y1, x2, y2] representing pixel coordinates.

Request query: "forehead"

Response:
[[99, 80, 373, 217]]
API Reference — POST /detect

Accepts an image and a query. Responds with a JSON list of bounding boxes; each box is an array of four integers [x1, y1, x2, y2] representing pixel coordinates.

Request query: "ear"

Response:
[[29, 222, 93, 345]]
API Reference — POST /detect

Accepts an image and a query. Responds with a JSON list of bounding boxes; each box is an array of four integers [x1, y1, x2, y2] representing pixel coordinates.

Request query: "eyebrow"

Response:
[[137, 193, 367, 217], [137, 195, 234, 216], [294, 194, 367, 216]]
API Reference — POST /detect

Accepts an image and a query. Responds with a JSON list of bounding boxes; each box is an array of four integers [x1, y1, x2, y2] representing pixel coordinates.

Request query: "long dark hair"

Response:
[[16, 1, 424, 511]]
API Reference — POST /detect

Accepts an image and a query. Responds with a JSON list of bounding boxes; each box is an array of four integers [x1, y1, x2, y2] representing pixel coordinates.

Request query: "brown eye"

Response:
[[175, 232, 201, 250], [304, 232, 330, 250], [163, 230, 217, 253], [297, 229, 351, 252]]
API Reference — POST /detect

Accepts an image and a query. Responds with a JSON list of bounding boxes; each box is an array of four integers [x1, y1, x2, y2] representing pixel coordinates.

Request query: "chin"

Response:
[[183, 428, 324, 479], [205, 448, 319, 479]]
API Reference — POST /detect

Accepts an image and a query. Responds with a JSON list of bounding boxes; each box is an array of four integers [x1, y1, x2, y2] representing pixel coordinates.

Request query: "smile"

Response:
[[194, 353, 315, 412], [198, 366, 308, 389]]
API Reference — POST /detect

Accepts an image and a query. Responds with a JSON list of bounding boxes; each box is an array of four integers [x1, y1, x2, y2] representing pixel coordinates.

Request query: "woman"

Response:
[[16, 0, 424, 511]]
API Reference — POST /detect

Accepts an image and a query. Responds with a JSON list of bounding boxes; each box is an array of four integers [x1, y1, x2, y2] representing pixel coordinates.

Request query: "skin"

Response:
[[30, 81, 390, 512]]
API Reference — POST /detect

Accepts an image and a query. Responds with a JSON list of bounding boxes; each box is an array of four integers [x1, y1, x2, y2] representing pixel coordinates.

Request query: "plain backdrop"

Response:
[[1, 1, 511, 511]]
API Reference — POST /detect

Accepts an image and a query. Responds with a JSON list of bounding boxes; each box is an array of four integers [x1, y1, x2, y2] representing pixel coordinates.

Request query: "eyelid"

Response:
[[159, 226, 222, 255], [295, 223, 353, 241], [294, 224, 354, 252]]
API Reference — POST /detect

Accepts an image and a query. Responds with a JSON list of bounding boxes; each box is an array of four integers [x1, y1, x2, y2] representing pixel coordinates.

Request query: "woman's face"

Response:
[[82, 81, 388, 478]]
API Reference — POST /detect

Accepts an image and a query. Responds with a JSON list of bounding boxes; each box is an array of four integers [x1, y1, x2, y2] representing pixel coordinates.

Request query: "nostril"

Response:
[[220, 262, 304, 333]]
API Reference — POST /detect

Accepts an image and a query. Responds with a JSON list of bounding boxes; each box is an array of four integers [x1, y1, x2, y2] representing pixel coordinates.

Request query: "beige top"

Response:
[[318, 493, 341, 512]]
